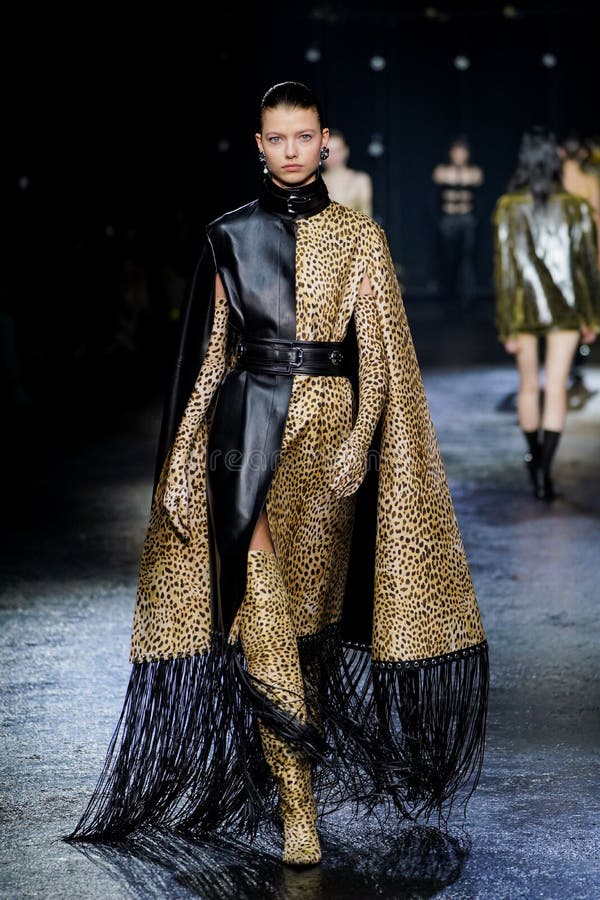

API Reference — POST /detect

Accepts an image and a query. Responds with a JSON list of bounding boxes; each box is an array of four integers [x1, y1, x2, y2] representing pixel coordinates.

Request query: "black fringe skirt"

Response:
[[64, 626, 489, 843]]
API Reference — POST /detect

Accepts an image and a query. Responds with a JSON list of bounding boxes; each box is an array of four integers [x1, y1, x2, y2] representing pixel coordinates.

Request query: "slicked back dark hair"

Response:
[[509, 125, 563, 207], [258, 81, 325, 131]]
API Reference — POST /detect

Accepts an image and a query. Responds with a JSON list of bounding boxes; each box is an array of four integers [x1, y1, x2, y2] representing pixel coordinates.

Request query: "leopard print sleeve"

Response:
[[162, 290, 229, 539], [349, 291, 388, 450], [327, 292, 388, 497]]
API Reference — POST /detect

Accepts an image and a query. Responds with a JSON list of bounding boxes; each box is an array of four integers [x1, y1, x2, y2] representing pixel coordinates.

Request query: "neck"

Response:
[[258, 170, 331, 220]]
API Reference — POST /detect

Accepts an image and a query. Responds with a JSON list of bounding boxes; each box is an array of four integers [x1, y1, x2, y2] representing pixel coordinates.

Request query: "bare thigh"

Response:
[[249, 509, 275, 552], [514, 333, 539, 391]]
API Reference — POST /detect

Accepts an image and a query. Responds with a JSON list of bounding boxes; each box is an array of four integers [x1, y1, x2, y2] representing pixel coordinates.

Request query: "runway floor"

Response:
[[1, 363, 599, 899]]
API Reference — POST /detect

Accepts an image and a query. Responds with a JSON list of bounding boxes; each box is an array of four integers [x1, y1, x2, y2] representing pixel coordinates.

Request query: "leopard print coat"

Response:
[[130, 200, 486, 665]]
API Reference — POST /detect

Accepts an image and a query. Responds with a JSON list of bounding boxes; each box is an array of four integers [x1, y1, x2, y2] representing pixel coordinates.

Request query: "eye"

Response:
[[299, 133, 313, 142], [268, 136, 281, 143]]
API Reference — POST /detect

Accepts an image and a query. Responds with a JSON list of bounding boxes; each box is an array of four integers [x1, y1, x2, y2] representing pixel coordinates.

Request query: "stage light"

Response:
[[541, 53, 557, 68], [217, 139, 231, 153], [305, 46, 321, 63], [367, 134, 385, 158], [454, 55, 470, 71], [424, 7, 449, 22], [370, 55, 386, 72], [502, 5, 519, 18], [18, 176, 29, 190]]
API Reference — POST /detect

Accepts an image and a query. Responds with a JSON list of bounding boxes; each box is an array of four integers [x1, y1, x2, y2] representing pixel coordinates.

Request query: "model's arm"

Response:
[[327, 274, 387, 497], [432, 165, 446, 184], [588, 176, 600, 268], [357, 173, 374, 217], [163, 272, 229, 539]]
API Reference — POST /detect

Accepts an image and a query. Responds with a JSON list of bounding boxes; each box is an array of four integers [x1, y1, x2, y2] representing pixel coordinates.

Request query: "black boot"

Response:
[[539, 430, 561, 502], [522, 429, 541, 498]]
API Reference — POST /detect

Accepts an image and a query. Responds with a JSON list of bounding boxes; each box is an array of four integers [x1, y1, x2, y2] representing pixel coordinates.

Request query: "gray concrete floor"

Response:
[[1, 363, 599, 899]]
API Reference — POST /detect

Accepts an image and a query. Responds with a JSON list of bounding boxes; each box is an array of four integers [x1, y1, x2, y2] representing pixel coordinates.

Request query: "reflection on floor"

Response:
[[1, 365, 599, 899]]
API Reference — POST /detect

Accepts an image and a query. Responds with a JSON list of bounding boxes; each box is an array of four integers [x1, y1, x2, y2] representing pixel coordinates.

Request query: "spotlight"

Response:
[[217, 138, 231, 153], [541, 53, 557, 68], [369, 55, 386, 72], [305, 46, 321, 63], [18, 176, 30, 190], [454, 55, 470, 71], [424, 7, 449, 22], [367, 134, 385, 158], [502, 5, 519, 18]]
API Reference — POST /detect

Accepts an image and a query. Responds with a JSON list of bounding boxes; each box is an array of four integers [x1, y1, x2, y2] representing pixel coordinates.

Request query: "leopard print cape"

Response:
[[130, 202, 486, 665]]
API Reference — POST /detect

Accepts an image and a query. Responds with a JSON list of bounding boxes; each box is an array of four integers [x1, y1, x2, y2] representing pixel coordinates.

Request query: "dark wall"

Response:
[[246, 3, 599, 292], [3, 2, 599, 431]]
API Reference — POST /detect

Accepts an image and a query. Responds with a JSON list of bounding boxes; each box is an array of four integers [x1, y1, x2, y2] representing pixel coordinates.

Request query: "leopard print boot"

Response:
[[232, 549, 322, 867], [260, 726, 321, 867]]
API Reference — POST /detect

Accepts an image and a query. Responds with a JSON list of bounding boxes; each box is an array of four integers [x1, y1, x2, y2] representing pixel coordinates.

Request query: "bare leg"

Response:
[[536, 330, 581, 502], [514, 333, 540, 431], [542, 331, 581, 431], [249, 509, 276, 552]]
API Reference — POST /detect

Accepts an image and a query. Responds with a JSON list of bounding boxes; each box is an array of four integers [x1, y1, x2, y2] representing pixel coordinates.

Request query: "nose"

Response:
[[284, 140, 298, 159]]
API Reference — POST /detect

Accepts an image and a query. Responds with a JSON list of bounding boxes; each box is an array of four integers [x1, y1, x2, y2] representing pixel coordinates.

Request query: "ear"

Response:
[[321, 126, 330, 148], [255, 133, 263, 153]]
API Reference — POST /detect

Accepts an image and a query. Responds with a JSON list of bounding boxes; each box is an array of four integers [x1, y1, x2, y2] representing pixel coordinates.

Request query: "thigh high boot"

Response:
[[231, 549, 322, 867]]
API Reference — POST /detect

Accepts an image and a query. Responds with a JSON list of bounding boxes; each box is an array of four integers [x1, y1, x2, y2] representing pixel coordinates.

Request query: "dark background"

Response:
[[2, 1, 599, 442]]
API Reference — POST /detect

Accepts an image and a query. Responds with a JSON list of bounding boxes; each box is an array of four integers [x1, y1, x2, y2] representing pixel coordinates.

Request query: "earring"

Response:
[[320, 146, 330, 161], [258, 150, 268, 175]]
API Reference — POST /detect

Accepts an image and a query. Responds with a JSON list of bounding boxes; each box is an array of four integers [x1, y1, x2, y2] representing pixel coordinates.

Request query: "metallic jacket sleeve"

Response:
[[492, 197, 518, 342], [569, 197, 600, 330]]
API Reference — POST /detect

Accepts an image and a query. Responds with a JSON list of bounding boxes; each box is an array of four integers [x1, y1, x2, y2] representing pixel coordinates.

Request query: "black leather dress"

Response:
[[153, 173, 359, 634]]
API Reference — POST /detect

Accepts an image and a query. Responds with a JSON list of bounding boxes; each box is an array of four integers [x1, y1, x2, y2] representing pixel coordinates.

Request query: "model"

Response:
[[432, 136, 484, 321], [65, 82, 489, 868], [493, 126, 600, 501], [322, 129, 373, 216]]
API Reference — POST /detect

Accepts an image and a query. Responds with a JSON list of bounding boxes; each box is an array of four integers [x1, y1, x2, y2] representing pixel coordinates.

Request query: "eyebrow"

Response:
[[264, 129, 317, 137]]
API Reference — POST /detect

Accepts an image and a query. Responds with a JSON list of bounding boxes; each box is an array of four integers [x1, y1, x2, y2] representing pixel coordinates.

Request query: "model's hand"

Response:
[[163, 469, 191, 543], [504, 337, 520, 354], [580, 325, 598, 344], [327, 432, 369, 498]]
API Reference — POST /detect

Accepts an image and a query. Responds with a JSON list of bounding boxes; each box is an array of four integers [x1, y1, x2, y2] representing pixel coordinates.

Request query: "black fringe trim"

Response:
[[64, 629, 489, 843]]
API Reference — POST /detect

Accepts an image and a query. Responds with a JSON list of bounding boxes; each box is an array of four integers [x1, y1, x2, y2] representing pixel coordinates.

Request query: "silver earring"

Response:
[[320, 146, 330, 161], [258, 151, 268, 174]]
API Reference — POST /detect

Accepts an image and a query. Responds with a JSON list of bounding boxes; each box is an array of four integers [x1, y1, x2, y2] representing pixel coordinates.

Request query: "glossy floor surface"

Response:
[[1, 362, 599, 899]]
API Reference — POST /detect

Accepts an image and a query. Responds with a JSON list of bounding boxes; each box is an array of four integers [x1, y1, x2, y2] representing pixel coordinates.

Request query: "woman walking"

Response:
[[493, 126, 600, 501], [66, 82, 489, 867]]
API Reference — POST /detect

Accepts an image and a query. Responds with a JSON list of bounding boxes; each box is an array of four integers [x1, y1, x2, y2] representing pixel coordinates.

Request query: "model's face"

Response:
[[324, 135, 349, 171], [450, 145, 469, 166], [256, 105, 329, 188]]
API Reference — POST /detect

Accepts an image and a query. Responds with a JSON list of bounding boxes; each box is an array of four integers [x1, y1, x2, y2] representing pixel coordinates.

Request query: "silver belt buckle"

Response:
[[328, 349, 344, 366], [287, 345, 304, 373]]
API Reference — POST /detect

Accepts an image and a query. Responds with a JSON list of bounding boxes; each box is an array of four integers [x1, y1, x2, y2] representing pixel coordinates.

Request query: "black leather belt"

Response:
[[232, 335, 350, 376]]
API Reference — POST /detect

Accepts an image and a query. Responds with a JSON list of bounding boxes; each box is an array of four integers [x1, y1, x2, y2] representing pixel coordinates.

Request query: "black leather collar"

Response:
[[258, 170, 331, 220]]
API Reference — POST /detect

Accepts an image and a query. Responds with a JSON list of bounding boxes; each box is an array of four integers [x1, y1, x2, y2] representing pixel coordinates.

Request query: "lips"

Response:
[[282, 164, 301, 170]]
